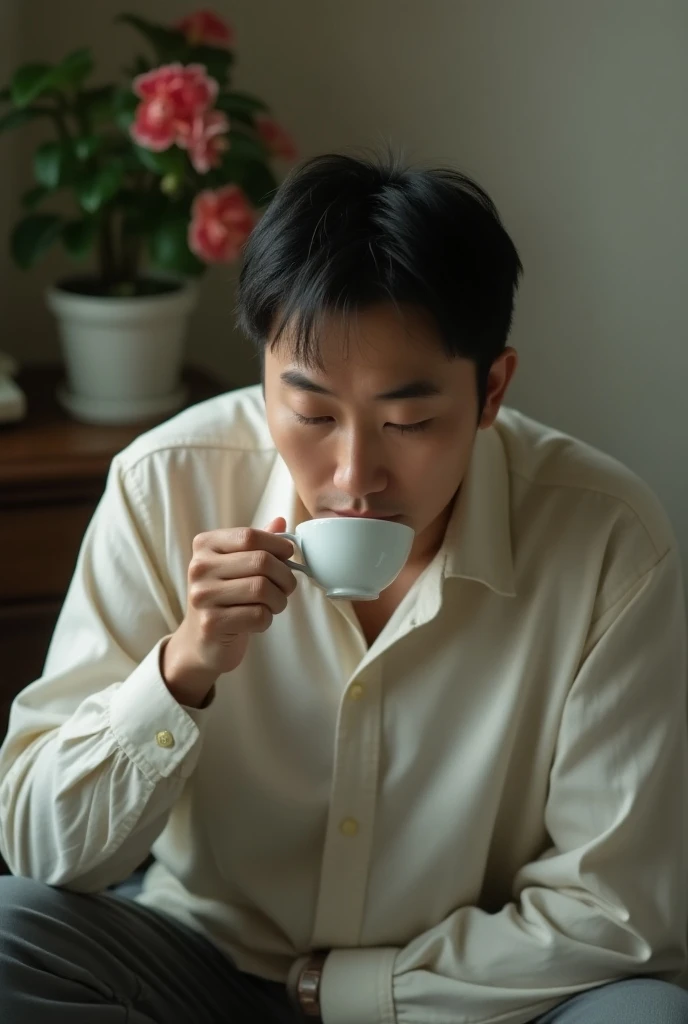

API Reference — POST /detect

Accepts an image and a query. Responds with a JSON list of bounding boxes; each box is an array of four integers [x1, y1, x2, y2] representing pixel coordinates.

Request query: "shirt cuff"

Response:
[[108, 638, 206, 782], [320, 947, 398, 1024], [287, 954, 309, 1001]]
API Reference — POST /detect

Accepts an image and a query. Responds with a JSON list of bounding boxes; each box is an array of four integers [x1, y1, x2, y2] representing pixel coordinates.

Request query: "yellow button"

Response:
[[156, 730, 175, 749], [349, 684, 365, 700], [340, 817, 359, 837]]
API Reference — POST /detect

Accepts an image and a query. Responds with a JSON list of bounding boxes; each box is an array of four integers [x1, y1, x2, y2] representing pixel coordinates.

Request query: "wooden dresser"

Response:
[[0, 365, 224, 743]]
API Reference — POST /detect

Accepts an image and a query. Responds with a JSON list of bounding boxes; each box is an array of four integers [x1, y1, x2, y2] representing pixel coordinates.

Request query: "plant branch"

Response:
[[74, 88, 91, 137], [98, 209, 116, 286], [47, 90, 73, 142], [50, 108, 70, 141], [121, 225, 142, 283]]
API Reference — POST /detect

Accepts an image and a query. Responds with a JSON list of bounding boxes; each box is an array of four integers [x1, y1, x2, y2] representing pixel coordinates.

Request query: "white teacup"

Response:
[[277, 517, 415, 600]]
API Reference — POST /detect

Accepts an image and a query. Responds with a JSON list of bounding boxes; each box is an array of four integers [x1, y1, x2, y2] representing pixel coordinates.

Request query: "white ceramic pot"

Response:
[[46, 280, 198, 424]]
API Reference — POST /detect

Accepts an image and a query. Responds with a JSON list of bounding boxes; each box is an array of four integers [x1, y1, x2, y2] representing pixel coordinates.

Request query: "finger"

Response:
[[189, 549, 297, 595], [206, 603, 274, 637], [222, 602, 272, 634], [264, 517, 287, 534], [191, 576, 290, 615], [195, 526, 294, 560]]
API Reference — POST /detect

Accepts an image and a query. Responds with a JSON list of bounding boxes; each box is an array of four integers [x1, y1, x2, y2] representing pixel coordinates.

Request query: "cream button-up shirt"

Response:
[[0, 386, 686, 1024]]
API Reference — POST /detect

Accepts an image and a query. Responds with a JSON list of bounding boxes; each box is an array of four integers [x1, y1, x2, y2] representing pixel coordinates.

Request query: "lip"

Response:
[[327, 511, 401, 521]]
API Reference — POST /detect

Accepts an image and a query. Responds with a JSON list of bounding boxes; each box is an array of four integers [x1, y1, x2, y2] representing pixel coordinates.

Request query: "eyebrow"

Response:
[[279, 370, 443, 401]]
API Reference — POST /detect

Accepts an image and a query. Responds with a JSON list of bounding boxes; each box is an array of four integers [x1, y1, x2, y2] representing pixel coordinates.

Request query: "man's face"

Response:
[[264, 303, 515, 547]]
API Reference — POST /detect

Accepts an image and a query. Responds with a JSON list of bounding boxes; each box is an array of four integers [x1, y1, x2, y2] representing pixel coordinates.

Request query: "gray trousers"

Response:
[[1, 876, 688, 1023]]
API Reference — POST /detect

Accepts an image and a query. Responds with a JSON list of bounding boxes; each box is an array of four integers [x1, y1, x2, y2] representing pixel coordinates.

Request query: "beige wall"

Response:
[[2, 1, 687, 568]]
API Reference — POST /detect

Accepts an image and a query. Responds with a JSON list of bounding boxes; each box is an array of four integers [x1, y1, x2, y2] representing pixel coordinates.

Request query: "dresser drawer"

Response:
[[0, 600, 63, 875], [0, 599, 62, 715], [0, 502, 95, 602]]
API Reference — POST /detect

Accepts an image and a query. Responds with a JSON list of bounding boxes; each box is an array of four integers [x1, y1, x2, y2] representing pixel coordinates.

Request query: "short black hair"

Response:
[[237, 153, 522, 406]]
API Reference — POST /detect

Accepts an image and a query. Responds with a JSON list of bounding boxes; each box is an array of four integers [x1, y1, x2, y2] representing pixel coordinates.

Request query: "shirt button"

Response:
[[156, 730, 175, 749], [349, 684, 365, 700], [340, 817, 359, 837]]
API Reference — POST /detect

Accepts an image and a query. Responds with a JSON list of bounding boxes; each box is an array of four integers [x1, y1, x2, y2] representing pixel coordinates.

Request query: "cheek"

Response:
[[396, 431, 470, 504], [269, 417, 330, 486]]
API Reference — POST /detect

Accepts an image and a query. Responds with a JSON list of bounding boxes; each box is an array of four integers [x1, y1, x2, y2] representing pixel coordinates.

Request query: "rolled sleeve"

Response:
[[320, 947, 398, 1024]]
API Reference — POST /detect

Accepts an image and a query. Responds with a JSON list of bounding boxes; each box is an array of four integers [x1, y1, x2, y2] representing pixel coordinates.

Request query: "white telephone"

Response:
[[0, 352, 27, 423]]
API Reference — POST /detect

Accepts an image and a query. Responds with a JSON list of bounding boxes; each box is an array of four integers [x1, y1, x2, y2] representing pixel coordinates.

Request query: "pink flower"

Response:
[[131, 63, 218, 152], [189, 185, 256, 263], [175, 10, 234, 47], [256, 115, 298, 162], [132, 93, 178, 151], [177, 109, 230, 173]]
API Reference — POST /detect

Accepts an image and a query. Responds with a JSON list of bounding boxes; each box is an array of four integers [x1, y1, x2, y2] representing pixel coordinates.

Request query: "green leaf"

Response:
[[133, 144, 187, 177], [34, 140, 76, 188], [186, 45, 234, 86], [117, 14, 186, 59], [50, 48, 93, 91], [21, 185, 52, 210], [149, 214, 205, 276], [125, 55, 151, 79], [212, 153, 277, 207], [217, 90, 268, 120], [114, 88, 139, 130], [62, 218, 98, 257], [75, 85, 116, 125], [11, 50, 93, 107], [11, 213, 63, 268], [11, 63, 53, 107], [226, 128, 268, 164], [214, 106, 253, 128], [234, 160, 278, 207], [117, 147, 149, 175], [74, 135, 102, 161], [0, 107, 43, 134], [76, 162, 124, 213]]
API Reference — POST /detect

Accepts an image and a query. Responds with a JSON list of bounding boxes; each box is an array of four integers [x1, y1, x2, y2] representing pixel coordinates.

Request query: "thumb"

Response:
[[264, 517, 287, 534]]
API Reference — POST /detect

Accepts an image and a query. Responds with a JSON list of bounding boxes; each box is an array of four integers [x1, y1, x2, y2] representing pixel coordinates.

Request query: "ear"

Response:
[[479, 348, 518, 430]]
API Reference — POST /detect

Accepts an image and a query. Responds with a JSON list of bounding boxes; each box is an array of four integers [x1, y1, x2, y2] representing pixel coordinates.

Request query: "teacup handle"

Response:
[[275, 532, 313, 577]]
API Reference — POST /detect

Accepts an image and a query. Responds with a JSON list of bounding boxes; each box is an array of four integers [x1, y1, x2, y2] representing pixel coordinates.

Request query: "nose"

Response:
[[332, 427, 387, 498]]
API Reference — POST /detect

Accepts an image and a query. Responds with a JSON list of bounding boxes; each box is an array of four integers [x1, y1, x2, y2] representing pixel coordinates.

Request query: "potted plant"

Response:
[[0, 9, 296, 423]]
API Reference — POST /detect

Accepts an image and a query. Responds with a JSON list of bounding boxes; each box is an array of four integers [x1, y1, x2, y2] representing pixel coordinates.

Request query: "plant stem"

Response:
[[127, 233, 142, 283], [98, 210, 116, 288], [51, 109, 70, 141], [74, 88, 91, 137], [119, 211, 141, 284], [49, 91, 71, 142]]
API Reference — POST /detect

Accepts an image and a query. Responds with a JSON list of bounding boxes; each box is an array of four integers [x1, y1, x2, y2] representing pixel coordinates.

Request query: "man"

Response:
[[0, 153, 686, 1024]]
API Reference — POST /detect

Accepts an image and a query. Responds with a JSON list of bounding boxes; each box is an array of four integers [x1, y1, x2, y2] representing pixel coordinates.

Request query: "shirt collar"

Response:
[[251, 424, 516, 599], [442, 424, 517, 597]]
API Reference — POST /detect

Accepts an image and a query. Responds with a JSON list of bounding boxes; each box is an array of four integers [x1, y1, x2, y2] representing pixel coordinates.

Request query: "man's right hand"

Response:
[[161, 517, 297, 708]]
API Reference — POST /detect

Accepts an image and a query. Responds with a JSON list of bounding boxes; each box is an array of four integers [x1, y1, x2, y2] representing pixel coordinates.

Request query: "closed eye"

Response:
[[294, 413, 333, 425], [294, 413, 435, 433], [389, 419, 434, 434]]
